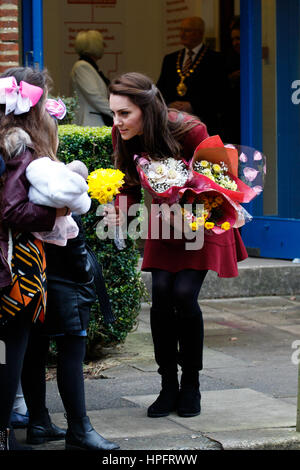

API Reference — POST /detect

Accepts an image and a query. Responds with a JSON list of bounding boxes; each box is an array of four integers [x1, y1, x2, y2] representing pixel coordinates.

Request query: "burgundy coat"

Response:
[[0, 150, 56, 288], [114, 118, 248, 278]]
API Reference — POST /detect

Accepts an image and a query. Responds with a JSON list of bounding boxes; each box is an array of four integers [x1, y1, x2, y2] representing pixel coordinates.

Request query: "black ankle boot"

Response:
[[147, 374, 179, 418], [0, 428, 9, 451], [65, 416, 119, 451], [177, 370, 201, 418], [26, 409, 66, 445]]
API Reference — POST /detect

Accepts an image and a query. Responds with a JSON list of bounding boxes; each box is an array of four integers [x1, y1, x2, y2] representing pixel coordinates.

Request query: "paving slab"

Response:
[[203, 312, 268, 333], [123, 388, 297, 432], [124, 346, 248, 372], [201, 296, 300, 311], [202, 346, 248, 369], [203, 364, 298, 398], [276, 325, 300, 335], [51, 408, 193, 440], [110, 433, 222, 450], [16, 407, 219, 451], [205, 428, 300, 450]]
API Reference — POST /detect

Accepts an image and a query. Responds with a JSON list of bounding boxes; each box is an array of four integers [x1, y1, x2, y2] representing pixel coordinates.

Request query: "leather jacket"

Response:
[[0, 150, 56, 288]]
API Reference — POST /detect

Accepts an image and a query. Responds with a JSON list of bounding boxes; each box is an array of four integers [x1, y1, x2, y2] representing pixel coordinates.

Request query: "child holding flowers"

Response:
[[0, 67, 68, 450], [105, 72, 248, 419], [0, 67, 118, 451]]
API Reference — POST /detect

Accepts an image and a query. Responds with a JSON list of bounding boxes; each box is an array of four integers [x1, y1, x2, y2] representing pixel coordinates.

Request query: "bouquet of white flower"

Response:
[[134, 154, 190, 205], [143, 158, 189, 193]]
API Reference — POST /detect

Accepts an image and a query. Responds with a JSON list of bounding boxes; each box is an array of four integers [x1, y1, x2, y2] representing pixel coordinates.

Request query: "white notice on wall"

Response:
[[163, 0, 197, 54], [63, 0, 124, 79]]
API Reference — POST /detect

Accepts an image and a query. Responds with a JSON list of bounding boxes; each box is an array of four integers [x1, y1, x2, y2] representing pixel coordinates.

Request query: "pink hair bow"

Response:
[[0, 76, 43, 115], [45, 98, 66, 120]]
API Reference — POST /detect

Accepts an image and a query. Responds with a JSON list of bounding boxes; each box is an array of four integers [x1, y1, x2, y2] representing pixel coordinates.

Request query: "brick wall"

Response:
[[0, 0, 20, 73]]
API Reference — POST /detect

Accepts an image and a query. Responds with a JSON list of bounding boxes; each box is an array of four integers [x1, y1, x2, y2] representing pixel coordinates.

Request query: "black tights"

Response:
[[0, 314, 32, 430], [21, 331, 87, 422], [0, 301, 35, 429], [150, 269, 207, 376]]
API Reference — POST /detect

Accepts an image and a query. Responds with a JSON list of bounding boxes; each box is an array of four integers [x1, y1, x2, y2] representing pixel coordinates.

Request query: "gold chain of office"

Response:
[[176, 46, 208, 97]]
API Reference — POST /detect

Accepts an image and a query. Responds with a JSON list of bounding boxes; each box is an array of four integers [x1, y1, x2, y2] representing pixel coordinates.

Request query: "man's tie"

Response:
[[182, 50, 194, 73]]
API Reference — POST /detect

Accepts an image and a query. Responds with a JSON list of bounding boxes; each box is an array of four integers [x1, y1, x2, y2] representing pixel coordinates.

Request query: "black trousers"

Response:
[[150, 269, 207, 376]]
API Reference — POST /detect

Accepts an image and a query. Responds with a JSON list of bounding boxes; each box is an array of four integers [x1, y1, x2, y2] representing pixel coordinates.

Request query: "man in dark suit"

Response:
[[157, 17, 229, 139]]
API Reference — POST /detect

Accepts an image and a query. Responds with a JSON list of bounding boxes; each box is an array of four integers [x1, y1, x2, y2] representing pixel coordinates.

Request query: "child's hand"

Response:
[[103, 204, 125, 227]]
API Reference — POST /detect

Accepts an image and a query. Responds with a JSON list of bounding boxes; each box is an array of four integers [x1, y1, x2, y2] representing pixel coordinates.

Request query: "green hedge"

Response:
[[57, 125, 147, 356]]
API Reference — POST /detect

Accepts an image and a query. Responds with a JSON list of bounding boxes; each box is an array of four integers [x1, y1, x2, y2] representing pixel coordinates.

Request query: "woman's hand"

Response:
[[56, 207, 71, 217], [161, 204, 185, 236], [103, 204, 125, 227]]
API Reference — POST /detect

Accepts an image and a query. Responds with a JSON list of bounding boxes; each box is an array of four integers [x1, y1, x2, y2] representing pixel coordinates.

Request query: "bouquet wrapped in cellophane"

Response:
[[87, 168, 126, 249], [134, 135, 266, 235], [133, 154, 191, 204]]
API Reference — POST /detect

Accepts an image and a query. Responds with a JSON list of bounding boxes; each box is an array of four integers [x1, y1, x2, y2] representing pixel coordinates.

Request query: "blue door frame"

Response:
[[22, 0, 44, 69], [240, 0, 300, 259]]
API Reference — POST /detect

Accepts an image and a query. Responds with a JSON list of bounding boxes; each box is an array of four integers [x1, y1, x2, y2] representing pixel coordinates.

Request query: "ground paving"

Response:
[[15, 294, 300, 452]]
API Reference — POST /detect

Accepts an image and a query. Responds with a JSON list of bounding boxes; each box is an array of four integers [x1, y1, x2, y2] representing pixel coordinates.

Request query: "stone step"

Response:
[[139, 257, 300, 299], [14, 388, 300, 450]]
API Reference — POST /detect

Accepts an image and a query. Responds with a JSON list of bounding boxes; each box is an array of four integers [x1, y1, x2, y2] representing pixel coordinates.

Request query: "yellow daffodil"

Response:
[[87, 168, 125, 204], [189, 221, 199, 231], [221, 222, 231, 231], [205, 221, 215, 230]]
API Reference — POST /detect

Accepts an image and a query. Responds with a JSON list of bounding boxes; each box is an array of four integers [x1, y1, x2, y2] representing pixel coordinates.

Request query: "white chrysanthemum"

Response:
[[147, 162, 168, 182], [145, 157, 189, 192]]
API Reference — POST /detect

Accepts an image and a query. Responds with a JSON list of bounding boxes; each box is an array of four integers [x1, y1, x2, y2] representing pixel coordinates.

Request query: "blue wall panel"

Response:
[[22, 0, 44, 69], [241, 216, 300, 259], [240, 0, 263, 218], [276, 0, 300, 220]]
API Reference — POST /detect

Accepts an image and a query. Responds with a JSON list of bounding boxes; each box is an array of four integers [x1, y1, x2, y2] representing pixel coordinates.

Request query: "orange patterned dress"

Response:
[[0, 232, 47, 325]]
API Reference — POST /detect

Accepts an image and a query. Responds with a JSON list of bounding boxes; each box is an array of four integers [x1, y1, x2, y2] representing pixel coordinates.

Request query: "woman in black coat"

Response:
[[21, 215, 119, 451]]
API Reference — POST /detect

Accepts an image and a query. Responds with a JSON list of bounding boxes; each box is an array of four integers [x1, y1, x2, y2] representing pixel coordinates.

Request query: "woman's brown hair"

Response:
[[109, 72, 199, 185]]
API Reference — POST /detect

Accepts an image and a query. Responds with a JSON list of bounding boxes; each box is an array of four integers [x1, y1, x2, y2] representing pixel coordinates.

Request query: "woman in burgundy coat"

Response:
[[105, 72, 247, 419]]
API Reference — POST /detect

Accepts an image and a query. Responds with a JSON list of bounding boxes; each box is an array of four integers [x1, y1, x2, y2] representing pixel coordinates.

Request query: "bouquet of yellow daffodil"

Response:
[[87, 168, 125, 204], [87, 168, 126, 250]]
